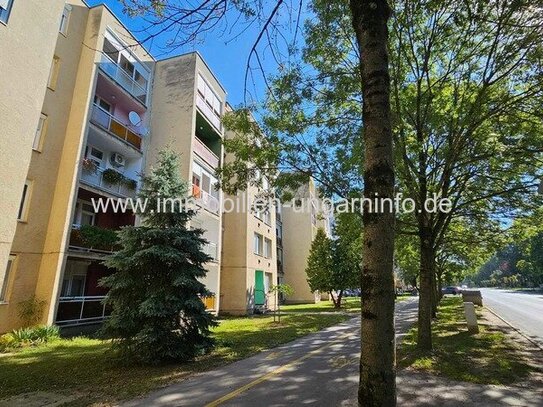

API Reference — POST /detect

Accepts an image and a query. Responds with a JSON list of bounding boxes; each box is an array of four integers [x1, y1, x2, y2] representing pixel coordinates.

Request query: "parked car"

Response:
[[442, 286, 462, 295]]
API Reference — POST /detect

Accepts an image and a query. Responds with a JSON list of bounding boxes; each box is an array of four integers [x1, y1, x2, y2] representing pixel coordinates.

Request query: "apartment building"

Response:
[[0, 2, 227, 333], [220, 112, 278, 315], [281, 177, 332, 304], [0, 0, 67, 319], [148, 52, 226, 313]]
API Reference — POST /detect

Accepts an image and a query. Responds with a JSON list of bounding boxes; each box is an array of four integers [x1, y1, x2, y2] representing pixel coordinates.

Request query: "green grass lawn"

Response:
[[0, 313, 349, 406], [398, 296, 534, 385], [281, 294, 411, 314]]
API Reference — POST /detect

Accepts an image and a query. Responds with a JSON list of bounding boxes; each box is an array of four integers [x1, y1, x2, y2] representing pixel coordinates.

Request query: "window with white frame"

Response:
[[264, 238, 272, 258], [60, 261, 87, 297], [73, 200, 96, 228], [254, 233, 263, 256], [33, 113, 47, 151], [263, 210, 271, 225], [192, 161, 219, 199], [48, 56, 61, 90], [0, 255, 15, 301], [85, 145, 104, 168], [17, 180, 32, 221], [59, 4, 72, 35], [0, 0, 14, 24]]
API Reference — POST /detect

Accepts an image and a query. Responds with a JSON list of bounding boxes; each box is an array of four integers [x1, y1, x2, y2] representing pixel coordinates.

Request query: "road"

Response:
[[124, 299, 419, 407], [480, 288, 543, 347]]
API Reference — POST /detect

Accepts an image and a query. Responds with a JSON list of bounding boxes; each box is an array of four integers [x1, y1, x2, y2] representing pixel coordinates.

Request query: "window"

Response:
[[48, 56, 61, 90], [0, 0, 14, 24], [0, 255, 15, 302], [17, 180, 31, 221], [263, 210, 271, 225], [33, 113, 47, 151], [264, 238, 272, 259], [253, 233, 263, 256], [73, 200, 96, 227], [59, 4, 72, 35], [85, 145, 104, 167], [93, 96, 112, 113], [60, 261, 87, 297]]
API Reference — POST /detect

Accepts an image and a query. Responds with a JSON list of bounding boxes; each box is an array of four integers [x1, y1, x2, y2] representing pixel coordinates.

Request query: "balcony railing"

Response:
[[81, 166, 137, 198], [193, 137, 219, 168], [192, 184, 220, 214], [90, 104, 143, 150], [196, 93, 222, 132], [56, 296, 111, 326], [68, 225, 119, 254], [98, 53, 148, 104]]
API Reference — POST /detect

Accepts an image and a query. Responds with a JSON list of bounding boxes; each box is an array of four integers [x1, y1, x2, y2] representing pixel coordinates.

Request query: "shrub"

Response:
[[17, 296, 46, 327], [102, 168, 124, 185], [79, 225, 118, 251], [0, 325, 59, 352]]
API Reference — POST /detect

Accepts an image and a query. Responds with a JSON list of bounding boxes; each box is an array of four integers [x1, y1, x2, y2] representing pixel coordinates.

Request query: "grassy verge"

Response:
[[0, 313, 349, 405], [281, 294, 411, 314], [398, 296, 534, 385]]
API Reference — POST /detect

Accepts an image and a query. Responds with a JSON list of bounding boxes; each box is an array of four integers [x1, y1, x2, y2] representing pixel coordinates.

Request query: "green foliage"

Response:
[[102, 168, 125, 185], [16, 296, 46, 327], [100, 149, 217, 364], [78, 225, 118, 251], [305, 228, 335, 292], [305, 225, 359, 307], [1, 325, 60, 352]]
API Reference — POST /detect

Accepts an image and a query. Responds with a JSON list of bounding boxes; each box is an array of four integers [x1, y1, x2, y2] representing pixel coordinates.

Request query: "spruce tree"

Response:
[[101, 149, 216, 364]]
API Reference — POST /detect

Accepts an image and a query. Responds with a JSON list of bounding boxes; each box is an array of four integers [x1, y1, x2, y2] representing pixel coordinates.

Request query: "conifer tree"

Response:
[[101, 149, 216, 364]]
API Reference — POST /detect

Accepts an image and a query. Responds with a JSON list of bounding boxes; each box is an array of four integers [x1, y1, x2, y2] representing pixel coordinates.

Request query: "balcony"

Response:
[[90, 104, 143, 151], [193, 137, 219, 168], [196, 93, 222, 132], [98, 53, 148, 105], [192, 184, 220, 214], [80, 165, 137, 198], [56, 296, 111, 326], [68, 225, 118, 254]]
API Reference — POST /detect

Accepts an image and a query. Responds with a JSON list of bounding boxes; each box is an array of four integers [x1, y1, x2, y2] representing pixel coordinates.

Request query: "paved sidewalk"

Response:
[[124, 299, 419, 407]]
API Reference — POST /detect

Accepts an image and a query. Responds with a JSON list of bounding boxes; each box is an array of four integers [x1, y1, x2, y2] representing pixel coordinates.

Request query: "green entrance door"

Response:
[[255, 270, 266, 306]]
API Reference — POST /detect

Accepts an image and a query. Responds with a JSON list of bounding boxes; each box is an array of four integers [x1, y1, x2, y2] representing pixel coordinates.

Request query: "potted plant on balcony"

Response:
[[79, 225, 118, 251], [81, 158, 98, 174], [102, 168, 124, 185]]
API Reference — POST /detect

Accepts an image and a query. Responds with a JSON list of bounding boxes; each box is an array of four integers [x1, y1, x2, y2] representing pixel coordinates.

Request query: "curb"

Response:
[[484, 306, 543, 352]]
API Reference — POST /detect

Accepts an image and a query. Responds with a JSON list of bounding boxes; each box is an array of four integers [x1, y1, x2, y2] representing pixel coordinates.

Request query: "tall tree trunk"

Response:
[[431, 268, 438, 318], [350, 1, 396, 406], [418, 229, 434, 350]]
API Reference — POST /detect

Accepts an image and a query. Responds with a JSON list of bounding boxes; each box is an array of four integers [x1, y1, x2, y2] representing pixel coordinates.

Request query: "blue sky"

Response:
[[86, 0, 289, 106]]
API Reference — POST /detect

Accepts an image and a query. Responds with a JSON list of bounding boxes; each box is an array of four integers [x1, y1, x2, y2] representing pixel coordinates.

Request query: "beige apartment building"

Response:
[[0, 2, 225, 333], [220, 112, 278, 315], [148, 52, 226, 313], [281, 178, 332, 304], [0, 0, 67, 316]]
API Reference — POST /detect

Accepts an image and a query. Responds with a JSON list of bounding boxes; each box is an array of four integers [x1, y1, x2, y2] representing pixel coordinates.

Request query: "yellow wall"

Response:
[[220, 120, 278, 315], [0, 0, 66, 328], [282, 179, 321, 304]]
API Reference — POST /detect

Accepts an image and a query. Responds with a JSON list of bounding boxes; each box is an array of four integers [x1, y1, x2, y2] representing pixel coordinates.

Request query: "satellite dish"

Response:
[[128, 111, 141, 126]]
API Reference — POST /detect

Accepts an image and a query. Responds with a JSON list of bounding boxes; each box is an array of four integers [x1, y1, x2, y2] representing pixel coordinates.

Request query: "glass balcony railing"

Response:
[[90, 104, 143, 150], [98, 53, 148, 105], [192, 184, 220, 214], [56, 296, 111, 326]]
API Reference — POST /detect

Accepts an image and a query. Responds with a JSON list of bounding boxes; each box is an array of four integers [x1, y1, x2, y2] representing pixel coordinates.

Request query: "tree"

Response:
[[101, 150, 216, 364], [305, 228, 337, 304], [122, 0, 398, 404]]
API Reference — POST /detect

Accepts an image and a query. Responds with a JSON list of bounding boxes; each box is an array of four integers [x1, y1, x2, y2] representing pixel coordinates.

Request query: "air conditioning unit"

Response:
[[110, 152, 126, 167]]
